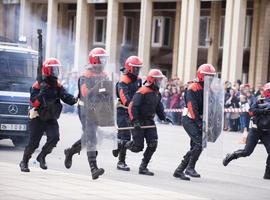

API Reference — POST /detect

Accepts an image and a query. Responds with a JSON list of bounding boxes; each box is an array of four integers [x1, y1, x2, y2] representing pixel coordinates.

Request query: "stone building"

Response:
[[0, 0, 269, 87]]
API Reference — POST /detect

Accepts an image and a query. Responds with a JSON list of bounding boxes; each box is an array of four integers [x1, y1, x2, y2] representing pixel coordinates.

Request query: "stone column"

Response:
[[254, 0, 270, 87], [177, 0, 200, 83], [0, 2, 4, 36], [172, 1, 181, 79], [177, 0, 189, 81], [46, 0, 58, 58], [222, 0, 247, 82], [19, 0, 31, 43], [229, 0, 247, 82], [207, 1, 221, 68], [138, 0, 153, 76], [248, 0, 260, 86], [74, 0, 91, 72], [221, 0, 234, 81], [106, 0, 119, 73]]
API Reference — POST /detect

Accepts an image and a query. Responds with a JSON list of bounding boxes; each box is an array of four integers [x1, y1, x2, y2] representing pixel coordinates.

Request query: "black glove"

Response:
[[165, 117, 174, 125], [133, 121, 141, 130]]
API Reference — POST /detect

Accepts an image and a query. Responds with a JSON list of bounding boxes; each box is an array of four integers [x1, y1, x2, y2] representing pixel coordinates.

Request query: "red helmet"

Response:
[[197, 64, 216, 82], [42, 58, 61, 78], [263, 82, 270, 98], [88, 47, 108, 72], [124, 56, 143, 77], [146, 69, 165, 88]]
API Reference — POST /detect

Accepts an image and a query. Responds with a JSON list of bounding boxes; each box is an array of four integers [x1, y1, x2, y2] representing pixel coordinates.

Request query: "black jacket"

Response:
[[116, 74, 142, 107], [185, 82, 204, 128], [30, 80, 76, 121], [128, 85, 166, 122]]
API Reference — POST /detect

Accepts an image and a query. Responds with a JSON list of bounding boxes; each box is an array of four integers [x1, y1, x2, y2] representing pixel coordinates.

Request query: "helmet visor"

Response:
[[132, 66, 141, 76], [93, 55, 107, 73], [154, 77, 167, 89], [50, 66, 59, 78]]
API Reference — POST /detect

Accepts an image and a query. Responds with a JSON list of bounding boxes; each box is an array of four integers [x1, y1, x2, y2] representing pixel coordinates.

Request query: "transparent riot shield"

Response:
[[79, 71, 117, 152], [202, 76, 224, 151]]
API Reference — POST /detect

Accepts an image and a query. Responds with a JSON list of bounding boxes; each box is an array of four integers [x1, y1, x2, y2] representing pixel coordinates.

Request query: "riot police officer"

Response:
[[173, 64, 216, 181], [223, 82, 270, 180], [112, 56, 143, 171], [19, 58, 77, 172], [64, 47, 109, 180], [126, 69, 171, 176]]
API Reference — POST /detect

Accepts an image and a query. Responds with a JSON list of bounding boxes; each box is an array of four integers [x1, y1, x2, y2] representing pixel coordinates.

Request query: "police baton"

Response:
[[117, 125, 156, 131]]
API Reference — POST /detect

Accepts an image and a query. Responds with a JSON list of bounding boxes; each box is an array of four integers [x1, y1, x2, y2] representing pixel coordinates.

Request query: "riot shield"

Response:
[[202, 76, 224, 149], [79, 71, 117, 152]]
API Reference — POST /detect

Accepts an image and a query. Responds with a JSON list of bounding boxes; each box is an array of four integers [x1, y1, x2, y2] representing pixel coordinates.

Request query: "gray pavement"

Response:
[[0, 113, 269, 200]]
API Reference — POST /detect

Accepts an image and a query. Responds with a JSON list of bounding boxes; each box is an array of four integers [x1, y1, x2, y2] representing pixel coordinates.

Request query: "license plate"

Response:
[[0, 124, 27, 131]]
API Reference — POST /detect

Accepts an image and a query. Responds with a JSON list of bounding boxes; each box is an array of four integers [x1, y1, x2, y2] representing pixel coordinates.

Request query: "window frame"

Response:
[[122, 16, 134, 46], [68, 11, 76, 44], [198, 16, 211, 48], [93, 16, 107, 45], [151, 16, 172, 48]]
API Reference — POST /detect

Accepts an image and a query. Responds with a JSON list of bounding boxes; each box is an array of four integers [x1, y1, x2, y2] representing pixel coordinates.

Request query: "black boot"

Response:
[[87, 151, 104, 180], [19, 148, 33, 172], [173, 162, 190, 181], [36, 152, 48, 170], [139, 160, 154, 176], [64, 141, 81, 169], [223, 150, 243, 166], [185, 149, 201, 178], [263, 165, 270, 180], [117, 147, 130, 171], [36, 146, 54, 170]]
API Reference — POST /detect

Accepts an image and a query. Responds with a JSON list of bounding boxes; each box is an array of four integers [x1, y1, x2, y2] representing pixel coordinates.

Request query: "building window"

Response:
[[219, 16, 225, 48], [68, 13, 76, 44], [244, 16, 252, 49], [152, 16, 172, 48], [94, 17, 106, 45], [122, 17, 134, 46], [198, 16, 210, 47]]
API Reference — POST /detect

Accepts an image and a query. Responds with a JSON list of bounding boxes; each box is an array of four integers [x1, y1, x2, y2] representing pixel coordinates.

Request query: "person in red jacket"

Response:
[[19, 58, 77, 172], [173, 64, 216, 181], [112, 56, 143, 171], [126, 69, 172, 176]]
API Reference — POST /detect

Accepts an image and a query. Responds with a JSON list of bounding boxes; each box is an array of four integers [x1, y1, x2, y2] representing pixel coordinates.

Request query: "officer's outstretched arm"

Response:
[[59, 86, 77, 105], [156, 94, 166, 121]]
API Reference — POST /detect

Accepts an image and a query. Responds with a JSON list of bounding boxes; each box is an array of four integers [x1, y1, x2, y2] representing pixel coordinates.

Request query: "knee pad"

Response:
[[147, 140, 158, 152], [131, 145, 144, 153]]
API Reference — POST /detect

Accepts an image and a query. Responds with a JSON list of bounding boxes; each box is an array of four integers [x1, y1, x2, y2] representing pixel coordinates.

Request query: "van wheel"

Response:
[[11, 137, 28, 148]]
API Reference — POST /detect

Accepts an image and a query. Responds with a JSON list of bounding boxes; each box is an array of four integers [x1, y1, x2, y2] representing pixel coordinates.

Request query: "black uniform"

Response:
[[223, 98, 270, 179], [113, 74, 142, 169], [64, 69, 108, 180], [174, 81, 204, 180], [20, 79, 77, 171], [127, 85, 166, 175]]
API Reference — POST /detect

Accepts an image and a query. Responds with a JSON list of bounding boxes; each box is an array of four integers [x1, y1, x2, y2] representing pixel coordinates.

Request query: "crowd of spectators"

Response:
[[160, 78, 264, 133]]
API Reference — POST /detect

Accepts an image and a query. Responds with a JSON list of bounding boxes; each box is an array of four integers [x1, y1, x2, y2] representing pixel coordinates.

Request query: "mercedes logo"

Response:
[[8, 104, 18, 115]]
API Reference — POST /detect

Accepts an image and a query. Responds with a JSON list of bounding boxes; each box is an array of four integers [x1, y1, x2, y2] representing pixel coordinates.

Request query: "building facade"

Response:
[[0, 0, 269, 87]]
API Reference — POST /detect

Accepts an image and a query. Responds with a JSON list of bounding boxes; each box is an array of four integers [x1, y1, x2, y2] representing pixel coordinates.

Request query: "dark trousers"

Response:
[[129, 120, 158, 164], [25, 118, 59, 154], [71, 106, 98, 161], [117, 108, 131, 141], [181, 116, 203, 166], [234, 128, 270, 166]]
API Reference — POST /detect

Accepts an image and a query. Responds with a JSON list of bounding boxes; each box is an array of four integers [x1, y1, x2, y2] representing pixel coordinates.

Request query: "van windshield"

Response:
[[0, 51, 38, 92]]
